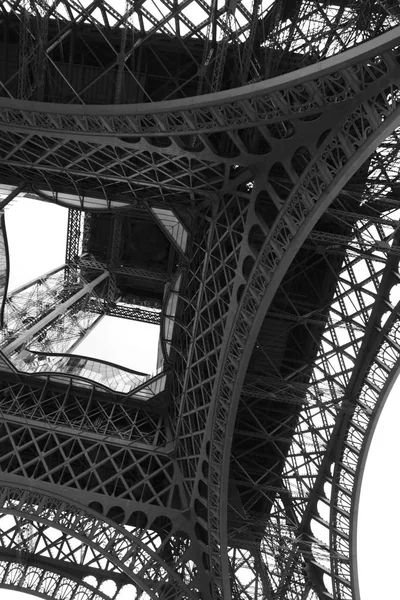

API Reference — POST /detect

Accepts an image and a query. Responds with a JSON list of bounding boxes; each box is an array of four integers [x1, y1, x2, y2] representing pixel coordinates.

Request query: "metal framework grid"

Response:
[[1, 1, 400, 600]]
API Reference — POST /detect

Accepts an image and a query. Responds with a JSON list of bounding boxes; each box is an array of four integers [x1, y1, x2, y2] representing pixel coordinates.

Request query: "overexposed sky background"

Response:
[[2, 195, 399, 600]]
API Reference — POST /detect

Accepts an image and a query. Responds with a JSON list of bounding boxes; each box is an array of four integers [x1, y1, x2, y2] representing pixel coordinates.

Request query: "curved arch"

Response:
[[0, 557, 113, 600], [208, 73, 400, 599], [1, 28, 398, 212], [0, 482, 197, 600], [0, 25, 399, 129], [0, 26, 397, 193]]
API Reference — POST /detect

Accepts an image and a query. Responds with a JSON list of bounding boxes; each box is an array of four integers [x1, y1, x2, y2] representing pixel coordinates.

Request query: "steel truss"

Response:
[[65, 213, 163, 324], [1, 2, 400, 600]]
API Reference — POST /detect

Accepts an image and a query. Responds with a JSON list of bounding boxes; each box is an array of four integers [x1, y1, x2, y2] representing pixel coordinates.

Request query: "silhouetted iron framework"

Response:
[[0, 1, 400, 599]]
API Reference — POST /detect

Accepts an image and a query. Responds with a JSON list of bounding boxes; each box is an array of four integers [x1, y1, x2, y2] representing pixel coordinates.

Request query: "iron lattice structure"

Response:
[[1, 1, 400, 599]]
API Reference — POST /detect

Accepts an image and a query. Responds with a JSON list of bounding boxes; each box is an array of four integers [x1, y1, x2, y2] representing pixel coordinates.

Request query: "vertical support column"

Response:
[[18, 2, 32, 99], [18, 1, 48, 100], [240, 0, 261, 83], [211, 0, 238, 91], [107, 214, 123, 305], [114, 0, 129, 103], [65, 209, 82, 264]]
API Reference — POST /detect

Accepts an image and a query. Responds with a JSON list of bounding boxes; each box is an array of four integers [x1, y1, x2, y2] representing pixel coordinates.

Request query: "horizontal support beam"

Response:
[[79, 256, 169, 282], [88, 301, 161, 324]]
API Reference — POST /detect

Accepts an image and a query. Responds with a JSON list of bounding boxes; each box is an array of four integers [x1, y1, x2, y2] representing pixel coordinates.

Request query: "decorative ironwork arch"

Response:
[[0, 482, 198, 600], [0, 559, 116, 600]]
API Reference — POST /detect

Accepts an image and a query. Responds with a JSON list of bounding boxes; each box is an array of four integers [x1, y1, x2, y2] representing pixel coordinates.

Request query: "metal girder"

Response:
[[106, 214, 123, 304], [2, 4, 400, 600], [205, 81, 400, 600], [65, 209, 82, 264], [0, 481, 201, 600], [78, 257, 168, 283], [0, 550, 117, 600], [1, 25, 400, 205], [100, 302, 161, 325], [1, 268, 108, 357], [0, 376, 170, 445]]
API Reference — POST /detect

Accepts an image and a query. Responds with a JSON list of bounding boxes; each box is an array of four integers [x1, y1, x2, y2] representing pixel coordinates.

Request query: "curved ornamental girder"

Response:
[[0, 483, 203, 600], [1, 26, 400, 203], [0, 551, 129, 600]]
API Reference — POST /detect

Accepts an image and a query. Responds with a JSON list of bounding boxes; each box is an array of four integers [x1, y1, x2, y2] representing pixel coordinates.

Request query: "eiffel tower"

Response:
[[0, 1, 399, 599]]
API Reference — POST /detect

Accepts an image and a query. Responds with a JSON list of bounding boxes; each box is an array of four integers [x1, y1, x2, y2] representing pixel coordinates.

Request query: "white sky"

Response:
[[5, 197, 68, 292], [74, 315, 159, 373]]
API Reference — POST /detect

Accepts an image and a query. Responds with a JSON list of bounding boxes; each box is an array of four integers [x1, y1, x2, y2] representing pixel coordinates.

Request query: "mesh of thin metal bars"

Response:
[[173, 194, 248, 486], [225, 146, 400, 598], [0, 424, 177, 503], [0, 486, 194, 598], [0, 267, 101, 351], [0, 379, 169, 445], [2, 0, 400, 104], [206, 43, 400, 596], [66, 209, 83, 263], [259, 1, 400, 78], [0, 265, 166, 396]]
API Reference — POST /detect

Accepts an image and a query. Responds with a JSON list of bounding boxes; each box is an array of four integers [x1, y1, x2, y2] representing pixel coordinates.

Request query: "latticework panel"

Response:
[[1, 265, 106, 354], [172, 193, 250, 487], [0, 7, 399, 206], [201, 35, 400, 595], [0, 378, 169, 446], [0, 484, 204, 600]]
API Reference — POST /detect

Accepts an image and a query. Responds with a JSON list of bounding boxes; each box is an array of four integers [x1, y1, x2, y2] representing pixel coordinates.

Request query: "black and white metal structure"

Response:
[[0, 1, 400, 599]]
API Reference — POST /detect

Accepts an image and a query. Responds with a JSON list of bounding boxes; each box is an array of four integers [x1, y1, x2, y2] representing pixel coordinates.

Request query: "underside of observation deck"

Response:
[[1, 2, 400, 600]]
